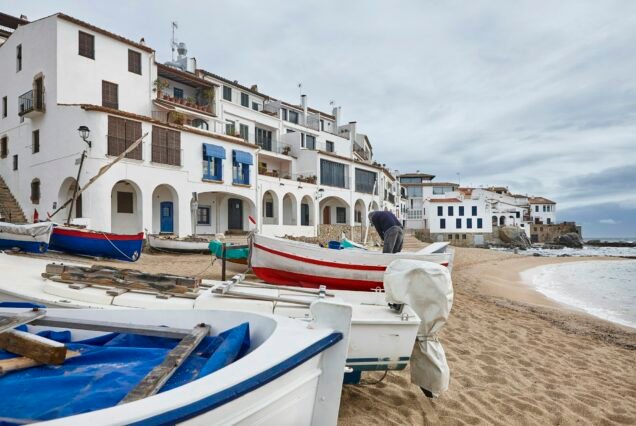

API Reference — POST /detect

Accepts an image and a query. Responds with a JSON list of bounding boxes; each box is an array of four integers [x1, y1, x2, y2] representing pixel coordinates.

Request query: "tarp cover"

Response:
[[0, 221, 52, 238], [209, 240, 249, 260], [383, 259, 453, 397], [0, 323, 250, 424]]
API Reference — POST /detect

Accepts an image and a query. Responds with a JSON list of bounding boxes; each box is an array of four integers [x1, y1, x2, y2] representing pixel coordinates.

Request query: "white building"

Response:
[[529, 197, 556, 225], [0, 12, 400, 238]]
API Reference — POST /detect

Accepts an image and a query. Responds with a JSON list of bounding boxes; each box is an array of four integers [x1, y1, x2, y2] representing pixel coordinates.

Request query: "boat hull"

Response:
[[147, 234, 210, 253], [49, 226, 143, 262], [0, 222, 52, 254], [251, 234, 452, 291]]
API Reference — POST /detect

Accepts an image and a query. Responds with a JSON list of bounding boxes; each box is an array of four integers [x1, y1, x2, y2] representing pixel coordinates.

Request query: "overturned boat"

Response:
[[0, 221, 53, 254], [0, 303, 351, 425]]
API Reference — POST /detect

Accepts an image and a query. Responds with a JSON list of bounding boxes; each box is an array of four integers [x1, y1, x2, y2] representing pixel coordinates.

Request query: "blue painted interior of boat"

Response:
[[0, 323, 250, 424]]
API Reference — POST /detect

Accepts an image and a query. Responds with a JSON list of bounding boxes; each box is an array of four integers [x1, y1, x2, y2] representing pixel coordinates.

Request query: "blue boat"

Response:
[[49, 225, 144, 261], [0, 221, 53, 253]]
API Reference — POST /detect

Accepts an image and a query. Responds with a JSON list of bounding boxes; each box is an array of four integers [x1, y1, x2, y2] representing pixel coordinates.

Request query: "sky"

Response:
[[4, 0, 636, 237]]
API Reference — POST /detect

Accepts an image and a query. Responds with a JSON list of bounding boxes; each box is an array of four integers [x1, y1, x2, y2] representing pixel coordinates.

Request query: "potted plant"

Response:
[[185, 96, 196, 107], [170, 112, 186, 126], [282, 146, 291, 156], [153, 79, 169, 97], [201, 88, 214, 106]]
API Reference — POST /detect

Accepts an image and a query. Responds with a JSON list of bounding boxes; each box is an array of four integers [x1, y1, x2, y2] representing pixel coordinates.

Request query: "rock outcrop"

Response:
[[553, 232, 584, 248], [498, 226, 531, 249]]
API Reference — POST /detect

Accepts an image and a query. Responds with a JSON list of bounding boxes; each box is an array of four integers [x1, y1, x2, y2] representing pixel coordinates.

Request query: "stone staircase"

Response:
[[402, 233, 426, 251], [0, 176, 27, 223]]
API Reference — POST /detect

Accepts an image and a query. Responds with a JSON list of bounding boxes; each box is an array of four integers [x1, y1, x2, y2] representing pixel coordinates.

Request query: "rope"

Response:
[[100, 232, 137, 262], [355, 370, 389, 386]]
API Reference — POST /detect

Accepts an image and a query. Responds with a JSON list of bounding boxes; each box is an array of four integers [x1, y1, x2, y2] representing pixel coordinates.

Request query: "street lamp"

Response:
[[77, 125, 91, 147]]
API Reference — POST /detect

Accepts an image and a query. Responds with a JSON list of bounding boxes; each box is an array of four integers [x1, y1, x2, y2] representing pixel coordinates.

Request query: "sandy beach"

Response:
[[338, 247, 636, 425]]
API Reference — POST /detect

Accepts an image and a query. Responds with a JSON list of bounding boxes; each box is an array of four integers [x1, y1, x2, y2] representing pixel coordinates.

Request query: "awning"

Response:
[[203, 143, 225, 159], [233, 150, 253, 165]]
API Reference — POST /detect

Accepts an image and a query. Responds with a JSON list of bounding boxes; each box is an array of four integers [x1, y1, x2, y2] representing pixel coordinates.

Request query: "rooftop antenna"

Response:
[[171, 21, 179, 62], [298, 83, 302, 100], [329, 100, 335, 107]]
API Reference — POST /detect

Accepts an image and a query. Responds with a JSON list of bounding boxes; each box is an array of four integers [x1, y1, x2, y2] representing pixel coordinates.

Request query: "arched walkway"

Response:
[[300, 195, 314, 227], [196, 191, 256, 235], [57, 177, 83, 222], [492, 215, 498, 226], [369, 200, 380, 212], [354, 199, 367, 225], [499, 216, 505, 226], [111, 180, 143, 234], [152, 184, 179, 234], [262, 190, 279, 225], [282, 193, 297, 226], [319, 196, 350, 225]]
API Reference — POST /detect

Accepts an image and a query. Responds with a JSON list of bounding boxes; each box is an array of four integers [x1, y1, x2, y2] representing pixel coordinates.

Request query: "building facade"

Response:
[[0, 12, 401, 238]]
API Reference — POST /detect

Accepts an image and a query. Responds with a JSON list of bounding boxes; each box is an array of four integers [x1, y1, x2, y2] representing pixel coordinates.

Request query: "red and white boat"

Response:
[[250, 233, 454, 291]]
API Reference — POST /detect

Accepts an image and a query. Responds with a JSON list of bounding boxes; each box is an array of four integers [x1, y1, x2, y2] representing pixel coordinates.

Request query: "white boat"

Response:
[[250, 233, 454, 291], [147, 234, 211, 253], [0, 253, 423, 381], [0, 221, 53, 254], [0, 302, 352, 425]]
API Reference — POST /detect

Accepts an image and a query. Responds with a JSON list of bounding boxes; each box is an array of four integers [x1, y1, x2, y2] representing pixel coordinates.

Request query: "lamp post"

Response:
[[67, 126, 91, 225]]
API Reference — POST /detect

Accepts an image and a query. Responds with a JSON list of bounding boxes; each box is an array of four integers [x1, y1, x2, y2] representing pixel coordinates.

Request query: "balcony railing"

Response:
[[157, 92, 214, 115], [407, 210, 423, 220], [18, 90, 44, 117], [353, 143, 370, 161], [106, 135, 143, 160], [151, 111, 211, 131]]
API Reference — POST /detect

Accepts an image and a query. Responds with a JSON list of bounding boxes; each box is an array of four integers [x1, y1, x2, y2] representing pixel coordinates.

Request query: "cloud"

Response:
[[599, 219, 618, 225]]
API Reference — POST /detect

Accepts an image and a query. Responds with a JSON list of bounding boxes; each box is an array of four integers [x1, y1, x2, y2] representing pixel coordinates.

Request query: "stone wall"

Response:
[[429, 232, 492, 247], [530, 222, 579, 243], [317, 224, 381, 245]]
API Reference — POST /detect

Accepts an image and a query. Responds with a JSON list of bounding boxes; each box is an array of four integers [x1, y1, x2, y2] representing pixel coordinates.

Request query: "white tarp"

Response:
[[383, 259, 453, 397], [0, 221, 53, 238]]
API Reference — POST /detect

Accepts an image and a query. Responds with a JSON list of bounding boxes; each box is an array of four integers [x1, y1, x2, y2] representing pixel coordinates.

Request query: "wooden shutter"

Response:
[[102, 81, 118, 109], [0, 137, 7, 159], [108, 116, 126, 156], [78, 31, 94, 59], [167, 129, 181, 166], [128, 50, 141, 74], [125, 120, 142, 160]]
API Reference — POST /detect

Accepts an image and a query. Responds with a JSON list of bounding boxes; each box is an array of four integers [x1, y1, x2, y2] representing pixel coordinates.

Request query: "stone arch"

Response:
[[492, 215, 498, 226], [110, 180, 143, 234], [369, 200, 380, 212], [57, 177, 82, 221], [262, 190, 279, 225], [196, 191, 256, 235], [354, 199, 367, 225], [319, 196, 350, 225], [151, 184, 179, 234], [499, 216, 505, 226], [300, 195, 314, 226], [282, 193, 298, 226]]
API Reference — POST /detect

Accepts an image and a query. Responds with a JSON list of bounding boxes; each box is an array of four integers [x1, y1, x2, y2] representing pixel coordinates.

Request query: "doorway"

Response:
[[323, 206, 331, 225], [160, 201, 174, 233], [228, 198, 243, 230]]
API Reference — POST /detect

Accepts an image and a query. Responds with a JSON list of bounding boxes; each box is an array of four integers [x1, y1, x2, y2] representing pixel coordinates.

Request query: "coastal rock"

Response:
[[554, 232, 584, 248], [498, 227, 531, 249]]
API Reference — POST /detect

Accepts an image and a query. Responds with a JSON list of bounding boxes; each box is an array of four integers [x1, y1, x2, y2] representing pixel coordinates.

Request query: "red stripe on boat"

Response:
[[252, 267, 384, 291], [53, 227, 144, 241], [253, 243, 387, 271]]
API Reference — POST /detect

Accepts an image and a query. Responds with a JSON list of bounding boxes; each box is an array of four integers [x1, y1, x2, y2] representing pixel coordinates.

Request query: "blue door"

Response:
[[160, 201, 174, 233]]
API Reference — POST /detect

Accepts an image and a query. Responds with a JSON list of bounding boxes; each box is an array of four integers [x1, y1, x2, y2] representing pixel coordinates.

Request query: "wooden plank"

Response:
[[0, 310, 46, 333], [31, 316, 192, 339], [0, 350, 80, 375], [119, 323, 210, 404], [106, 288, 129, 296], [0, 329, 67, 364]]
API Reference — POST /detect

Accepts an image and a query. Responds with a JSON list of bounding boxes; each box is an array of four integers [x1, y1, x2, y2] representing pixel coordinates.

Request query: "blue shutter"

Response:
[[203, 144, 226, 159], [233, 150, 253, 165]]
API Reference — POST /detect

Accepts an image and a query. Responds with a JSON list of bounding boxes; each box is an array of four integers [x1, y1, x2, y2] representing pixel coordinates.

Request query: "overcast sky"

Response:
[[5, 1, 636, 237]]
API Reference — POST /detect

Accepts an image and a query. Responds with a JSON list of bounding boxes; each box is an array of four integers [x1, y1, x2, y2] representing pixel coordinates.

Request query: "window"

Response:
[[117, 191, 133, 213], [202, 144, 224, 181], [477, 218, 483, 229], [448, 206, 454, 216], [152, 126, 181, 166], [456, 218, 462, 229], [305, 134, 316, 150], [320, 119, 324, 131], [223, 86, 232, 101], [16, 44, 22, 72], [535, 205, 539, 212], [128, 50, 141, 74], [472, 206, 477, 216], [467, 218, 473, 229], [516, 211, 520, 218], [239, 124, 249, 141], [440, 218, 446, 229], [173, 87, 184, 99], [407, 186, 423, 198], [0, 136, 7, 158], [225, 120, 235, 136], [459, 206, 464, 216], [30, 179, 40, 204], [462, 234, 467, 240], [400, 177, 423, 184], [265, 201, 274, 218], [12, 154, 18, 171], [355, 168, 377, 194], [232, 150, 252, 185], [197, 206, 211, 225], [326, 141, 334, 152], [241, 93, 249, 107], [437, 206, 443, 216], [281, 108, 288, 121], [78, 31, 95, 59], [255, 127, 272, 151], [107, 116, 142, 159], [252, 102, 259, 111], [320, 159, 347, 188], [2, 96, 6, 118], [336, 207, 347, 224], [191, 118, 208, 130], [547, 218, 552, 225], [288, 110, 299, 124], [102, 81, 118, 109], [32, 130, 39, 154]]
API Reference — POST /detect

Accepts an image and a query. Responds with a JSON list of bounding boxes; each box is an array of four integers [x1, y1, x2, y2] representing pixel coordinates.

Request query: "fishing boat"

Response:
[[209, 239, 249, 265], [49, 225, 144, 262], [147, 233, 210, 254], [0, 221, 53, 254], [250, 233, 454, 291], [0, 302, 351, 425]]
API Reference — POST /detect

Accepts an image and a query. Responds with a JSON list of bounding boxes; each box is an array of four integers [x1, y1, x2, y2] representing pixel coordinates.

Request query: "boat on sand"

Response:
[[49, 226, 144, 262], [0, 221, 53, 254]]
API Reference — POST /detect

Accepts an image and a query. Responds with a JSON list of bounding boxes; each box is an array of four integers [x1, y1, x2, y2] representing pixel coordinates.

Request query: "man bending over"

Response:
[[368, 211, 404, 253]]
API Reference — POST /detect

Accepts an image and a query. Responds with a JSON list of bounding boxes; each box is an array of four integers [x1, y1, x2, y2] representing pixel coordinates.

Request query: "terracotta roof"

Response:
[[428, 198, 462, 203], [529, 197, 556, 205], [157, 63, 217, 89], [66, 104, 256, 149], [399, 172, 435, 179], [0, 12, 29, 30], [458, 187, 473, 196], [57, 13, 153, 53]]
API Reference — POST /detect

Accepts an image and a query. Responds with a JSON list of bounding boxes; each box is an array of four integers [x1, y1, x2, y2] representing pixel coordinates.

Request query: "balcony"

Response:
[[151, 110, 211, 131], [353, 143, 370, 161], [18, 90, 45, 117], [407, 210, 423, 220], [157, 92, 215, 115]]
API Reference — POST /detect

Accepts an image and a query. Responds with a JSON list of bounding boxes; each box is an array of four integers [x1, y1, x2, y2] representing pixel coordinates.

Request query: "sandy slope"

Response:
[[338, 248, 636, 425]]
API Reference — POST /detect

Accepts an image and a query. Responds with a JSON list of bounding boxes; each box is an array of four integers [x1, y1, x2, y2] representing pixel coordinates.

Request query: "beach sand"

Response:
[[338, 247, 636, 425]]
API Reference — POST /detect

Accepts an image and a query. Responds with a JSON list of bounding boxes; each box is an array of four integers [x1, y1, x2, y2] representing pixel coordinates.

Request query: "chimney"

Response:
[[187, 57, 197, 73], [332, 106, 341, 128], [139, 37, 146, 46], [348, 121, 357, 143], [301, 94, 308, 125]]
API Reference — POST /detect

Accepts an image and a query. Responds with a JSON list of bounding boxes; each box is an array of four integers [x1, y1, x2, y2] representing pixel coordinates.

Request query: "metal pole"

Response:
[[67, 150, 86, 225], [221, 243, 227, 281]]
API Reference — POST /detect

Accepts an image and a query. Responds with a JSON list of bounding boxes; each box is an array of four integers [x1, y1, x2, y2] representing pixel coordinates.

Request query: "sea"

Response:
[[521, 260, 636, 328]]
